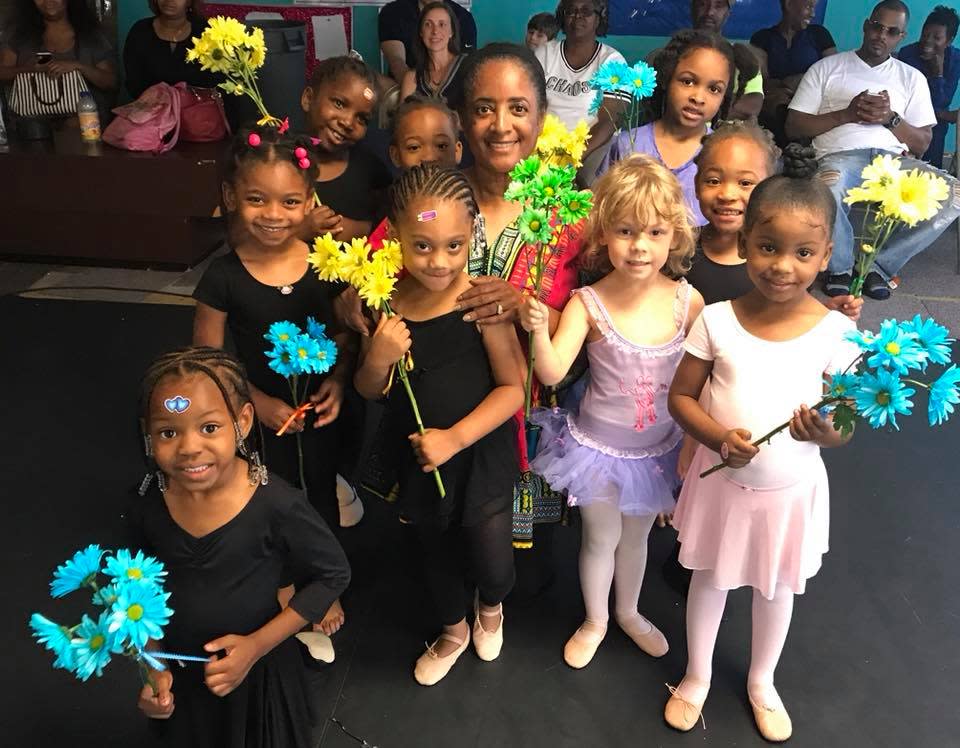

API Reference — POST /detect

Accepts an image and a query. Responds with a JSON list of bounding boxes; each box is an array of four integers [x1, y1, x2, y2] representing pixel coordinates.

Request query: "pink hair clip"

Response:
[[417, 210, 438, 222], [247, 132, 261, 147], [298, 157, 311, 169], [294, 147, 308, 159]]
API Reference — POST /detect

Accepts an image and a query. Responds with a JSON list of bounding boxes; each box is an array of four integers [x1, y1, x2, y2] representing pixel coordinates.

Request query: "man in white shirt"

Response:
[[786, 0, 960, 300]]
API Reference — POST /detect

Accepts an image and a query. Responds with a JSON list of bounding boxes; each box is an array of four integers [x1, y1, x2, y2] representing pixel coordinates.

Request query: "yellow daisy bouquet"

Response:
[[308, 234, 445, 498], [843, 154, 950, 297], [186, 16, 284, 131]]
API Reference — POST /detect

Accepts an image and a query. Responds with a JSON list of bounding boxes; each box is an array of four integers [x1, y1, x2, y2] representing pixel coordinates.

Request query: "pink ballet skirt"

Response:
[[529, 283, 691, 517]]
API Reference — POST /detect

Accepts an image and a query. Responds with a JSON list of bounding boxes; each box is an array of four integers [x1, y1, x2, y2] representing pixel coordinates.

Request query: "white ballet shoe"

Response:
[[337, 474, 364, 528], [295, 631, 335, 663]]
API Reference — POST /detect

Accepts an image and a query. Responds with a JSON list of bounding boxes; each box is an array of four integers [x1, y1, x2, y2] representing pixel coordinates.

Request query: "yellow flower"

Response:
[[860, 154, 902, 188], [359, 272, 397, 309], [379, 239, 404, 276], [308, 233, 345, 279], [535, 114, 567, 157], [245, 27, 267, 69], [560, 120, 591, 167], [206, 16, 249, 50], [340, 237, 372, 286], [880, 168, 949, 227], [861, 243, 875, 254]]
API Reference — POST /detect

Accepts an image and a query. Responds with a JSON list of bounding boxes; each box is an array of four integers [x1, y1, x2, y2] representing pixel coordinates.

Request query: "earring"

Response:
[[137, 471, 154, 496], [156, 470, 167, 493], [247, 449, 269, 486], [143, 433, 153, 457], [235, 423, 250, 457]]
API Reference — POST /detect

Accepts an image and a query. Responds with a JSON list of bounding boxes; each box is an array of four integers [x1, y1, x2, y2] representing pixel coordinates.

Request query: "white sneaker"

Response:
[[337, 474, 364, 528]]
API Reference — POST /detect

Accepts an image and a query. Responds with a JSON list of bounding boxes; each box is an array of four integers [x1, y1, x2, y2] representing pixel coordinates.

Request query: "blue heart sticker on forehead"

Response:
[[163, 396, 191, 414]]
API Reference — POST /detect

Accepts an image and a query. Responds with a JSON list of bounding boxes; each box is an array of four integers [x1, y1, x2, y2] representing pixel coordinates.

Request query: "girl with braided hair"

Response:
[[354, 163, 525, 686], [132, 346, 350, 747]]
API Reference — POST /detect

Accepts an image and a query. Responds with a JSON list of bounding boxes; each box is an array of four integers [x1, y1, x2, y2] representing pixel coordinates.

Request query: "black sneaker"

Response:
[[823, 273, 852, 297], [863, 271, 891, 300]]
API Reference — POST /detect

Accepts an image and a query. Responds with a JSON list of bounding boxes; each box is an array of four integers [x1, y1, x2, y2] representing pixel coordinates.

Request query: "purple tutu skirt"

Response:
[[529, 408, 680, 517]]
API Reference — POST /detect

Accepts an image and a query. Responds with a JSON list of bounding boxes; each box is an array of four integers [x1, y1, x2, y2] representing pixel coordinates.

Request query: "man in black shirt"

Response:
[[378, 0, 477, 83]]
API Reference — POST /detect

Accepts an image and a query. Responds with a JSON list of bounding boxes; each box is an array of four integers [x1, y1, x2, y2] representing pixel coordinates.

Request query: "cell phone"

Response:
[[36, 52, 53, 65]]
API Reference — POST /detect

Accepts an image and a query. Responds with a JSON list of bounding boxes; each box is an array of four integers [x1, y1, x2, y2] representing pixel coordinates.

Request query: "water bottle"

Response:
[[77, 91, 101, 142]]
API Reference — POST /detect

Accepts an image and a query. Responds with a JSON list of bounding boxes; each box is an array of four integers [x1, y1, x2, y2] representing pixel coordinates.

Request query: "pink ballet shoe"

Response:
[[664, 681, 708, 732], [615, 613, 669, 657], [413, 630, 470, 686], [472, 602, 504, 662], [563, 623, 606, 669], [749, 694, 792, 742]]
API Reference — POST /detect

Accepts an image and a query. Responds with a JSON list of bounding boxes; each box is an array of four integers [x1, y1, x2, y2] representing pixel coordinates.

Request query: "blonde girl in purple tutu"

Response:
[[520, 154, 703, 669]]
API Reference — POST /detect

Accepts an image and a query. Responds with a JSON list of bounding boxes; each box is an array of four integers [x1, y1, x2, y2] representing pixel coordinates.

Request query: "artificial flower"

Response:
[[901, 315, 953, 369], [535, 114, 568, 156], [504, 179, 531, 203], [378, 239, 404, 276], [627, 61, 657, 98], [30, 613, 75, 671], [311, 336, 339, 374], [291, 334, 321, 374], [108, 582, 172, 650], [518, 208, 553, 245], [266, 341, 298, 378], [510, 155, 542, 184], [305, 316, 327, 342], [562, 120, 591, 166], [265, 320, 301, 346], [827, 371, 860, 400], [308, 233, 344, 281], [340, 237, 373, 286], [860, 153, 902, 188], [50, 544, 103, 598], [359, 271, 398, 309], [104, 550, 167, 587], [844, 328, 876, 349], [866, 319, 926, 374], [928, 365, 960, 426], [92, 583, 119, 607], [881, 168, 949, 227], [589, 59, 633, 93], [558, 189, 593, 225], [854, 369, 915, 430], [843, 184, 888, 206], [71, 612, 118, 681], [530, 168, 571, 209]]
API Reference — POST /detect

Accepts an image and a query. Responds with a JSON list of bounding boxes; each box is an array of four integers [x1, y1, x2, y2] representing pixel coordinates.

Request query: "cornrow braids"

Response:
[[223, 124, 320, 189], [387, 162, 478, 223], [308, 55, 379, 101], [743, 143, 836, 234], [392, 94, 460, 145], [651, 29, 737, 123], [139, 347, 262, 494], [695, 119, 781, 176]]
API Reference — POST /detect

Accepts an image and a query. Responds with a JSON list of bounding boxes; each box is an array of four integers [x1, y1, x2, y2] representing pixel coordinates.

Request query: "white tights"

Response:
[[579, 501, 656, 629], [683, 569, 794, 706]]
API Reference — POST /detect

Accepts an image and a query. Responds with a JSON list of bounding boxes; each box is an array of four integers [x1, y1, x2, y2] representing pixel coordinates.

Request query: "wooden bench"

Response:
[[0, 128, 225, 269]]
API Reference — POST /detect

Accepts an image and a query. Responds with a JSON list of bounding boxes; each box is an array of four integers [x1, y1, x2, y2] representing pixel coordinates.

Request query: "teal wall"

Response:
[[118, 0, 956, 140]]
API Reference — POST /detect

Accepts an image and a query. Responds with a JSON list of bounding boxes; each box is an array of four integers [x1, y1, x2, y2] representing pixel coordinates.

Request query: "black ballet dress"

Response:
[[127, 478, 351, 748], [382, 311, 519, 531]]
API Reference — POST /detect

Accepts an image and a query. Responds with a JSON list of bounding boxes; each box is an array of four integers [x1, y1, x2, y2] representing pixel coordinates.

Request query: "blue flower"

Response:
[[854, 369, 915, 430], [627, 61, 657, 98], [827, 371, 860, 400], [92, 583, 120, 607], [901, 315, 953, 370], [50, 544, 104, 598], [104, 549, 166, 587], [928, 364, 960, 426], [589, 59, 633, 93], [844, 328, 877, 350], [587, 89, 604, 116], [71, 612, 118, 681], [290, 333, 321, 376], [264, 320, 301, 346], [865, 319, 926, 374], [108, 582, 172, 649], [305, 316, 327, 342], [30, 613, 76, 672], [266, 339, 298, 378], [311, 336, 338, 375]]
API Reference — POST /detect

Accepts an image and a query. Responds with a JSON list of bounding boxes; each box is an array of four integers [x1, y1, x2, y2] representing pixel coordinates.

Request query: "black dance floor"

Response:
[[2, 296, 957, 747]]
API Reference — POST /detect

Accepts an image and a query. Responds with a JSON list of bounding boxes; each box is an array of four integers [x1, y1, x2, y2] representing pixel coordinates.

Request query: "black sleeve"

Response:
[[123, 20, 150, 99], [378, 2, 404, 43], [457, 7, 477, 50], [811, 25, 836, 53], [749, 28, 771, 52], [280, 492, 351, 622], [192, 256, 231, 312]]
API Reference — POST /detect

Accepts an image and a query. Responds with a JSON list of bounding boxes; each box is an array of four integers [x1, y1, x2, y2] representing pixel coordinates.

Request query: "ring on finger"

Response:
[[496, 303, 503, 316]]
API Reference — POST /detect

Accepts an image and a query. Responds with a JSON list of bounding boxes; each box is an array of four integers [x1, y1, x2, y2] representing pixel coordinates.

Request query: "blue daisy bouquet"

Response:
[[264, 317, 338, 488], [30, 545, 203, 685], [587, 59, 657, 149], [701, 315, 959, 478]]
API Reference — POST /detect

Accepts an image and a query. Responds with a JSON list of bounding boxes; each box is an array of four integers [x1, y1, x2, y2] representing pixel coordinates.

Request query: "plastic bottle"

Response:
[[77, 91, 101, 142]]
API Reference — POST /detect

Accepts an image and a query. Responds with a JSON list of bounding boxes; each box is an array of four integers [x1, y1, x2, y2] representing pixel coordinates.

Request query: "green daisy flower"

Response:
[[558, 189, 593, 225], [518, 208, 553, 245]]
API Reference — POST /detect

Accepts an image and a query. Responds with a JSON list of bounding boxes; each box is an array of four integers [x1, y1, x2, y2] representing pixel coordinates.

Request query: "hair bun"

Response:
[[781, 143, 818, 179]]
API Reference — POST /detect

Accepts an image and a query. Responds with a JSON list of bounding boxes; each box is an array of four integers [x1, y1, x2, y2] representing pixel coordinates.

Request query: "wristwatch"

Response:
[[884, 112, 902, 129]]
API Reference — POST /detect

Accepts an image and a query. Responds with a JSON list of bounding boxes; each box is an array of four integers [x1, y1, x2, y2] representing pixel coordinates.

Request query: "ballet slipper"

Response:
[[295, 631, 335, 663], [749, 694, 792, 742], [472, 601, 504, 662], [336, 474, 364, 528], [563, 623, 607, 669], [664, 680, 708, 732], [615, 612, 669, 657], [414, 630, 470, 686]]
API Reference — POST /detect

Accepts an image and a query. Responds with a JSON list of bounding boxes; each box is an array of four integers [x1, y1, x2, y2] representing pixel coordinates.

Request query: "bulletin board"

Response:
[[203, 4, 353, 80], [608, 0, 828, 39]]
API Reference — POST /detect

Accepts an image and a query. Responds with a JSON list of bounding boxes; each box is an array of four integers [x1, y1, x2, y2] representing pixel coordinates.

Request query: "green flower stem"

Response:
[[381, 302, 446, 498], [903, 378, 931, 389], [524, 241, 548, 420], [698, 395, 843, 478], [138, 660, 158, 696], [289, 376, 307, 492]]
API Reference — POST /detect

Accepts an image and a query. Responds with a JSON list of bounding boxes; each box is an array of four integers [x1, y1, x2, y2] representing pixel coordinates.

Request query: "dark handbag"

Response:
[[176, 83, 230, 142]]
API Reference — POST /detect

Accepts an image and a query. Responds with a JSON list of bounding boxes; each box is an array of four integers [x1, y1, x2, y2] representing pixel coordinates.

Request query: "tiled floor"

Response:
[[2, 229, 958, 330]]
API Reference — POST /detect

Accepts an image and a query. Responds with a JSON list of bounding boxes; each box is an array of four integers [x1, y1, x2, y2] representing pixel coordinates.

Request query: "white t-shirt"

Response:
[[534, 39, 630, 128], [788, 50, 937, 158]]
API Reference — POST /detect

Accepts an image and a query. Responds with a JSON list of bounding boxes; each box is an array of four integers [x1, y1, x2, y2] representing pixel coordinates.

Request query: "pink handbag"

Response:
[[176, 83, 230, 142], [102, 83, 180, 154]]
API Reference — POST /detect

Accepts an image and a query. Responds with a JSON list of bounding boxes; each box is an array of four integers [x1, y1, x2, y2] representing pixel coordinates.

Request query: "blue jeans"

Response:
[[818, 149, 960, 279]]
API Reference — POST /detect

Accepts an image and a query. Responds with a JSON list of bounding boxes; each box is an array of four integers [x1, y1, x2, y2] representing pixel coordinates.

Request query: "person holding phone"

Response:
[[785, 0, 959, 301], [0, 0, 117, 122]]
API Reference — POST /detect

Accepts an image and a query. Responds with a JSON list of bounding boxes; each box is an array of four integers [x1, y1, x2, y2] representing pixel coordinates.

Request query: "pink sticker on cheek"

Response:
[[363, 87, 374, 101], [417, 210, 438, 222]]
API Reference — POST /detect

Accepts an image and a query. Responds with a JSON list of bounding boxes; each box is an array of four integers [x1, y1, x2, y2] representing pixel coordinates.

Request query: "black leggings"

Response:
[[417, 510, 516, 626]]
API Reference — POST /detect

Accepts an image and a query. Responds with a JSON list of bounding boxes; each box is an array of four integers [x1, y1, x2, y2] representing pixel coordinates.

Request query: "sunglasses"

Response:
[[865, 19, 904, 38], [565, 7, 597, 18]]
